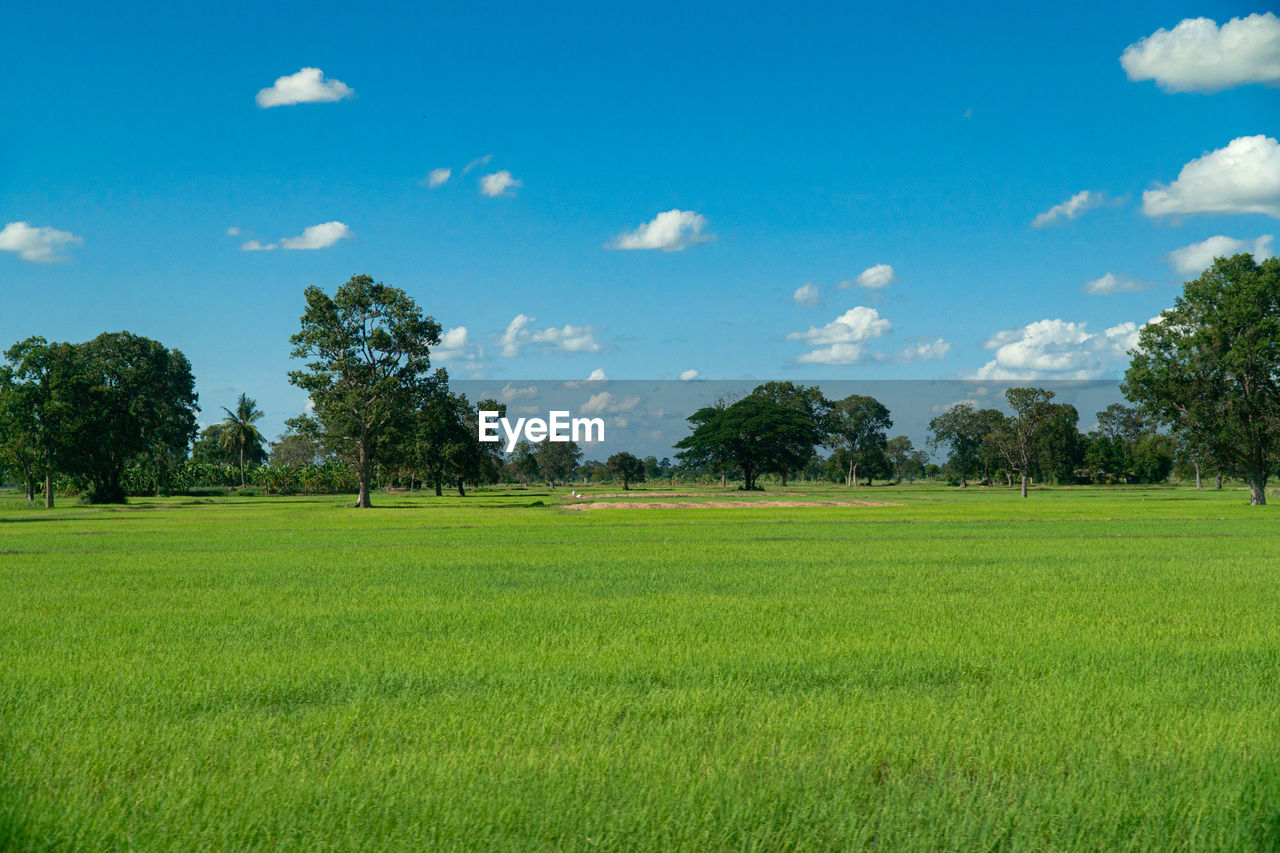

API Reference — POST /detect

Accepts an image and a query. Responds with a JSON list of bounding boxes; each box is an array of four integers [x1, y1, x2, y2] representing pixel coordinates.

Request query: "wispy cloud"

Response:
[[240, 221, 352, 252], [1031, 190, 1108, 227], [1081, 273, 1155, 294], [423, 168, 451, 188], [499, 314, 602, 356], [1167, 234, 1274, 275], [480, 171, 521, 197], [792, 283, 821, 306]]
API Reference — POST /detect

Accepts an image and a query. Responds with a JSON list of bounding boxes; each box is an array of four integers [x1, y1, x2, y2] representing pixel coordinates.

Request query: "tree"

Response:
[[269, 415, 324, 466], [749, 382, 828, 485], [928, 403, 985, 487], [289, 274, 442, 507], [76, 332, 199, 503], [1033, 402, 1083, 485], [219, 393, 267, 486], [0, 338, 91, 507], [535, 440, 582, 487], [675, 395, 821, 490], [884, 435, 916, 484], [995, 387, 1055, 498], [827, 394, 892, 487], [605, 451, 646, 489], [1124, 254, 1280, 505]]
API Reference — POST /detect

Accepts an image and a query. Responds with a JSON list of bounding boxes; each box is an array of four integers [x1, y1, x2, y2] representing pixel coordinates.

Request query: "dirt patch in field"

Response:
[[563, 499, 901, 511], [566, 492, 717, 499]]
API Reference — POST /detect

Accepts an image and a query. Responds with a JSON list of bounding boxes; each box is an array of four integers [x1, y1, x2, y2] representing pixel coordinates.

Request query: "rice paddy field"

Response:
[[2, 483, 1279, 851]]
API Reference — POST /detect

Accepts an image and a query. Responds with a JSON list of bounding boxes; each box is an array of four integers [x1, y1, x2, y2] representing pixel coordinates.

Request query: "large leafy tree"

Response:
[[1124, 254, 1280, 505], [928, 402, 985, 487], [77, 332, 199, 503], [605, 451, 645, 489], [826, 394, 892, 487], [991, 387, 1055, 498], [535, 440, 582, 488], [219, 393, 267, 486], [676, 395, 821, 490], [0, 337, 91, 507], [749, 381, 828, 486], [289, 275, 442, 507]]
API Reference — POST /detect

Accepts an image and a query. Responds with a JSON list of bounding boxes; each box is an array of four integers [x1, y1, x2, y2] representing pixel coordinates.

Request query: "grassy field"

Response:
[[2, 483, 1279, 850]]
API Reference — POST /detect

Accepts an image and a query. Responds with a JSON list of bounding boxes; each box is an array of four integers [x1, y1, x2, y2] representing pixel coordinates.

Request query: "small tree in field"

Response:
[[605, 451, 645, 489], [219, 393, 266, 487], [289, 274, 441, 508]]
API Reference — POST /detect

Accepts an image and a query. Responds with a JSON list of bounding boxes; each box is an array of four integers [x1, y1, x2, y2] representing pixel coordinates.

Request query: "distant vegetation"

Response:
[[2, 255, 1276, 504]]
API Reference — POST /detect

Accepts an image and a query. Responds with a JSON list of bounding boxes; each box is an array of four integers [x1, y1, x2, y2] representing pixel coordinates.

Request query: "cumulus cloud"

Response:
[[0, 221, 82, 263], [255, 67, 354, 108], [679, 369, 699, 381], [240, 221, 351, 252], [580, 391, 640, 416], [424, 168, 451, 188], [1143, 135, 1280, 218], [609, 209, 713, 252], [974, 319, 1142, 379], [1031, 190, 1108, 227], [897, 338, 951, 362], [480, 171, 521, 197], [788, 306, 892, 365], [282, 221, 352, 250], [839, 263, 897, 289], [1120, 13, 1280, 93], [792, 282, 821, 306], [499, 314, 601, 357], [1167, 234, 1275, 274], [434, 327, 484, 372], [1082, 273, 1156, 295]]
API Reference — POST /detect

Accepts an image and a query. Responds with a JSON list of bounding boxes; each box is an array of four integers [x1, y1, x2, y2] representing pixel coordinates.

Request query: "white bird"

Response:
[[571, 491, 584, 498]]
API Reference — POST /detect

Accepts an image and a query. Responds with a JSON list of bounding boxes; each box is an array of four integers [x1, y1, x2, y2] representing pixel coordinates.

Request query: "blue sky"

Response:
[[2, 0, 1277, 438]]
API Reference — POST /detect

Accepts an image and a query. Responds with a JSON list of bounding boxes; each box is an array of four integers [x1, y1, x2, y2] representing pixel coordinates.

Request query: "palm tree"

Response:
[[220, 393, 265, 487]]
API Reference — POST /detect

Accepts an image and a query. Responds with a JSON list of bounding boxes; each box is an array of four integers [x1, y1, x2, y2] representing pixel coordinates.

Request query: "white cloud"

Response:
[[500, 382, 538, 402], [281, 221, 352, 250], [255, 67, 354, 108], [425, 168, 451, 188], [1082, 273, 1156, 295], [974, 319, 1142, 379], [434, 327, 485, 369], [1031, 190, 1107, 227], [585, 368, 608, 382], [0, 221, 82, 263], [898, 338, 951, 361], [788, 306, 892, 365], [499, 314, 602, 356], [580, 391, 640, 415], [226, 226, 240, 236], [463, 154, 492, 174], [837, 263, 897, 290], [792, 282, 821, 306], [609, 209, 713, 252], [1120, 13, 1280, 93], [679, 369, 699, 381], [1167, 234, 1275, 274], [480, 171, 521, 197], [240, 240, 277, 251], [1143, 135, 1280, 218]]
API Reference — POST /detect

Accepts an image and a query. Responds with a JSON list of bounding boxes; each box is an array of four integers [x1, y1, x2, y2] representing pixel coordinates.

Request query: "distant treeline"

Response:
[[3, 255, 1277, 505]]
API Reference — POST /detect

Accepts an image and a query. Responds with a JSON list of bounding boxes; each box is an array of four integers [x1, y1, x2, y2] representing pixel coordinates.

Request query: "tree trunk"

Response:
[[239, 445, 246, 487], [720, 473, 726, 488], [851, 463, 858, 489], [623, 478, 629, 490], [1194, 461, 1202, 490], [846, 457, 854, 488], [434, 474, 442, 497], [1020, 472, 1028, 498], [25, 476, 34, 502], [44, 469, 53, 509], [780, 470, 788, 487], [1006, 471, 1013, 487], [1248, 467, 1267, 505], [456, 477, 466, 497], [1215, 472, 1223, 490], [355, 443, 373, 508]]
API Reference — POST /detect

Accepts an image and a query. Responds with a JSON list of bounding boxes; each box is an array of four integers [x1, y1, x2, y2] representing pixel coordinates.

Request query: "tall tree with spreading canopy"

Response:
[[928, 402, 985, 487], [219, 393, 267, 486], [993, 387, 1056, 498], [1124, 253, 1280, 505], [676, 395, 821, 490], [605, 451, 645, 489], [749, 381, 828, 485], [827, 394, 892, 487], [289, 274, 442, 508]]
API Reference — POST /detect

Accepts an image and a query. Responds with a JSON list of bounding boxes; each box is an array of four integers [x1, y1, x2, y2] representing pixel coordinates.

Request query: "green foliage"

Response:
[[219, 393, 267, 486], [827, 394, 892, 487], [1125, 253, 1280, 505], [289, 274, 442, 507], [677, 395, 822, 490], [535, 440, 582, 487], [605, 451, 645, 489]]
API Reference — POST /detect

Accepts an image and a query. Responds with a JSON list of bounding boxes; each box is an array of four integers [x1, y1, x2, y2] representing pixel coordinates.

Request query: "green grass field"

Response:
[[3, 483, 1279, 850]]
